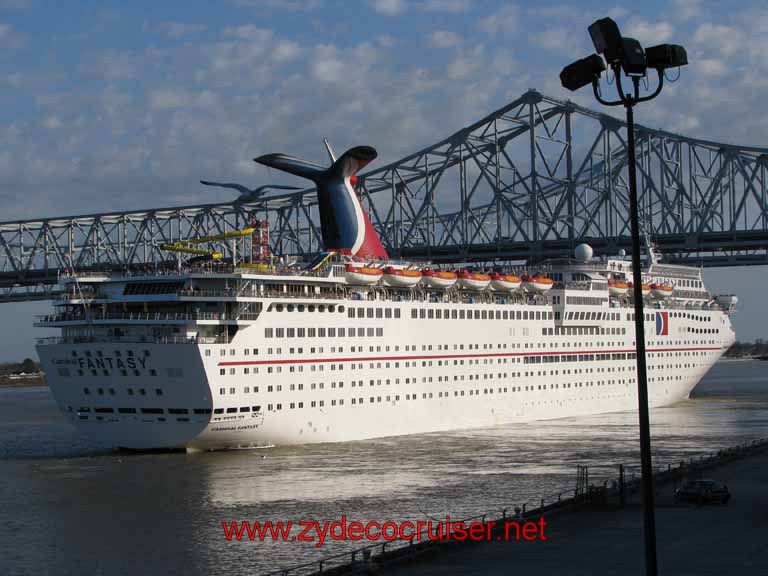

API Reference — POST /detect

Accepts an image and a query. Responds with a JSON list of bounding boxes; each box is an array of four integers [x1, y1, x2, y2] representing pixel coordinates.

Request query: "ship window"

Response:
[[226, 407, 237, 413], [239, 406, 250, 412], [385, 309, 392, 318], [169, 408, 188, 415], [141, 408, 163, 414], [220, 369, 226, 376], [276, 304, 283, 312], [118, 408, 136, 414], [287, 328, 295, 338], [376, 308, 383, 318], [411, 309, 418, 319], [156, 389, 163, 396], [214, 408, 224, 414]]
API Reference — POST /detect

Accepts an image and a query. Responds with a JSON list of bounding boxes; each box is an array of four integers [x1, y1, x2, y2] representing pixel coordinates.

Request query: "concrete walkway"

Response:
[[387, 450, 768, 576]]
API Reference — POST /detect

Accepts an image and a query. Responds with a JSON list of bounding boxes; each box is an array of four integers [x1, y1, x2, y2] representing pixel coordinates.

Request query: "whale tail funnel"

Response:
[[254, 145, 388, 260]]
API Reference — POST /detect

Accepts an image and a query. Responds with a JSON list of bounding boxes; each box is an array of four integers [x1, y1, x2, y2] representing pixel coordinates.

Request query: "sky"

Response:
[[1, 0, 767, 360]]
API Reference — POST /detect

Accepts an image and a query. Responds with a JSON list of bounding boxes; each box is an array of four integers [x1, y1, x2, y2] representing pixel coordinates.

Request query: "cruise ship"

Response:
[[35, 145, 737, 451]]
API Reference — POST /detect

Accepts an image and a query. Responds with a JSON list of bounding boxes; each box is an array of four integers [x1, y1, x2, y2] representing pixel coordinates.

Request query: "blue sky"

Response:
[[1, 0, 767, 360]]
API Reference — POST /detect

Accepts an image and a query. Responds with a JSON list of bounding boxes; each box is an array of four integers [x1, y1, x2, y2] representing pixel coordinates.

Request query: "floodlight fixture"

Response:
[[559, 15, 693, 576], [588, 17, 623, 62], [645, 44, 688, 70], [560, 54, 606, 92], [619, 37, 647, 76]]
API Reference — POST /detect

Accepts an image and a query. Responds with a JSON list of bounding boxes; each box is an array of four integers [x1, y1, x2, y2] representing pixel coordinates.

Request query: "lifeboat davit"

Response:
[[608, 280, 629, 298], [490, 272, 522, 292], [521, 275, 554, 293], [421, 268, 457, 289], [650, 283, 674, 299], [628, 282, 652, 298], [457, 270, 491, 291], [345, 264, 383, 286], [382, 266, 422, 288]]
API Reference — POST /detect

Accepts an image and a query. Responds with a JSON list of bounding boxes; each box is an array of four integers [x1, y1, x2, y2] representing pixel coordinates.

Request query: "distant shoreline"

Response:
[[0, 375, 47, 388]]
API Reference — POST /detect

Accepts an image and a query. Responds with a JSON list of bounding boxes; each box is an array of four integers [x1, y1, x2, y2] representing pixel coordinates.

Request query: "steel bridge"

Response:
[[2, 90, 768, 303]]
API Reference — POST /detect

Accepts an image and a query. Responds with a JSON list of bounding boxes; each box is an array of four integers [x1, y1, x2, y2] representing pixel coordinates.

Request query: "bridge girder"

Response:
[[1, 90, 768, 303]]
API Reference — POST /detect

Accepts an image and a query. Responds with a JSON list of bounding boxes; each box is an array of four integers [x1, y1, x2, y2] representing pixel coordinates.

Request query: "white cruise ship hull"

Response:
[[37, 299, 733, 451]]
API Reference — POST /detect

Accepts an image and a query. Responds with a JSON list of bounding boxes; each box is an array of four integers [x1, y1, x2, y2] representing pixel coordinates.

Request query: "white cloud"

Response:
[[624, 19, 675, 45], [669, 0, 702, 22], [692, 23, 741, 57], [530, 27, 580, 55], [41, 116, 62, 130], [272, 40, 301, 62], [428, 30, 462, 48], [420, 0, 471, 12], [231, 0, 322, 9], [148, 88, 218, 111], [696, 59, 728, 77], [370, 0, 407, 16], [477, 5, 519, 37], [0, 21, 23, 49], [152, 21, 206, 39]]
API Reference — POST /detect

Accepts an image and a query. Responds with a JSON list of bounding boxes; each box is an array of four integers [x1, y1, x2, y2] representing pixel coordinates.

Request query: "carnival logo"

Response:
[[655, 311, 669, 336]]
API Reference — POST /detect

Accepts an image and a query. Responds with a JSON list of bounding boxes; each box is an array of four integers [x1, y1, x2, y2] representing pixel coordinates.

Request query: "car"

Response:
[[674, 479, 731, 504]]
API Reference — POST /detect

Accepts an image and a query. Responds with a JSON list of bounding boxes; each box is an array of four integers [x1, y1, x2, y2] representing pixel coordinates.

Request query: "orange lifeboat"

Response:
[[608, 280, 629, 298], [421, 268, 457, 289], [490, 272, 522, 292], [457, 270, 491, 291], [650, 283, 674, 299], [627, 281, 652, 298], [344, 264, 383, 286], [521, 275, 554, 293], [382, 266, 422, 288]]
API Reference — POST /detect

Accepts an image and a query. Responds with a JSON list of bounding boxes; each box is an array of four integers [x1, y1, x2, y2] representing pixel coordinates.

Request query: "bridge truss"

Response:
[[2, 90, 768, 303]]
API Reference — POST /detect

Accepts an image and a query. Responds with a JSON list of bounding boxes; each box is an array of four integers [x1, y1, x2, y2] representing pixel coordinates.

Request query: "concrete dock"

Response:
[[385, 444, 768, 576]]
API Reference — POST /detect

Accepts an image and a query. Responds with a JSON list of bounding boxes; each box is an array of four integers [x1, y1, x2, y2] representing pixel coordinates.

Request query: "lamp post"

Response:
[[559, 17, 688, 576]]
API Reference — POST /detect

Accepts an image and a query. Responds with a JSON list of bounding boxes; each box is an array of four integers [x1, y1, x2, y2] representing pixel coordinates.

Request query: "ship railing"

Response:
[[34, 311, 242, 323], [36, 334, 225, 345]]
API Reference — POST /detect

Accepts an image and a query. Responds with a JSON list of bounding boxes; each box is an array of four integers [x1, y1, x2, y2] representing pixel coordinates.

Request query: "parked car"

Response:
[[674, 479, 731, 504]]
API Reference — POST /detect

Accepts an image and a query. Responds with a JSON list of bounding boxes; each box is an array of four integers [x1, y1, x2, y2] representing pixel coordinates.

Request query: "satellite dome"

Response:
[[574, 243, 593, 262], [618, 249, 626, 257]]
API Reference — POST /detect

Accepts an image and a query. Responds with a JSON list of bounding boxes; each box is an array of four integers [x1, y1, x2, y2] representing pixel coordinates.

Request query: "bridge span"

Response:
[[1, 90, 767, 303]]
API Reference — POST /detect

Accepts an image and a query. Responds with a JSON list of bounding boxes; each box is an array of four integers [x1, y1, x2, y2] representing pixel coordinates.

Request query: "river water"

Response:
[[1, 359, 767, 575]]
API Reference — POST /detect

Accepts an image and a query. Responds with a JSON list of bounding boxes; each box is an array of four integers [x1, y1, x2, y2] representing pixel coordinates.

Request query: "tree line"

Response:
[[724, 340, 768, 358], [0, 358, 41, 376]]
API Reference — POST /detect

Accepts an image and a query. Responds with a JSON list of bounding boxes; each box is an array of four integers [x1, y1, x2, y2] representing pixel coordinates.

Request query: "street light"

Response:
[[560, 16, 688, 576]]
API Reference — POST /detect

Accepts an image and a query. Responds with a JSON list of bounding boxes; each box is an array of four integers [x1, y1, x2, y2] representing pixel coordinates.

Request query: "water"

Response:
[[1, 359, 767, 575]]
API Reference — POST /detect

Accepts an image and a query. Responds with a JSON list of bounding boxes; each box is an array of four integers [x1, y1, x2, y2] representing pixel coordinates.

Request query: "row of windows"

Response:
[[273, 303, 344, 314], [261, 379, 639, 412], [265, 327, 384, 339], [75, 406, 211, 415], [123, 281, 185, 295], [81, 387, 163, 396], [566, 296, 609, 306], [348, 307, 402, 319]]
